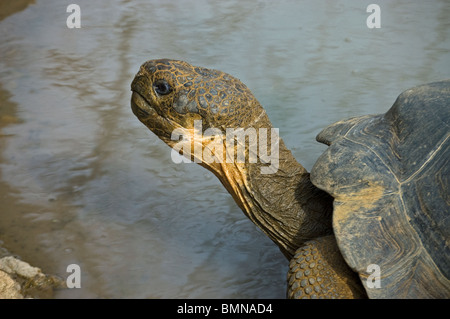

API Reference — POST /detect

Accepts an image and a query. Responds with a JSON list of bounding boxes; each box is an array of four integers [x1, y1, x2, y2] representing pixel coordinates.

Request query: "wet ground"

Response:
[[0, 0, 449, 298]]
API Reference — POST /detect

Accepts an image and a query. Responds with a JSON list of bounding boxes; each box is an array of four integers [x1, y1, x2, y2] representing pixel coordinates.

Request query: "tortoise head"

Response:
[[131, 59, 334, 260], [131, 59, 267, 158]]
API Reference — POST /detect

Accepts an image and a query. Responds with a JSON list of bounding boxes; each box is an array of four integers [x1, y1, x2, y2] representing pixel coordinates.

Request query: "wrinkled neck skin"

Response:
[[194, 111, 333, 259]]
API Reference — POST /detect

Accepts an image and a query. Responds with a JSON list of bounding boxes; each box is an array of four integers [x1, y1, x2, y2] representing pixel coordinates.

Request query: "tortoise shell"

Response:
[[310, 80, 450, 298]]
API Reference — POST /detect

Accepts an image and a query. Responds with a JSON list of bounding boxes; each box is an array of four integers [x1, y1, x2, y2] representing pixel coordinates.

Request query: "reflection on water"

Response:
[[0, 0, 449, 298]]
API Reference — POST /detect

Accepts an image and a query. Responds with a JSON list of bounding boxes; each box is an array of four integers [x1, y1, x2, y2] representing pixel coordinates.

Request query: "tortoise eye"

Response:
[[153, 80, 172, 95]]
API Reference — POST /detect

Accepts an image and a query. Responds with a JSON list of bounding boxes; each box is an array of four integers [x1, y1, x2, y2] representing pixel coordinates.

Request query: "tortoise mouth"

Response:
[[130, 73, 162, 121], [130, 90, 176, 140], [131, 91, 153, 119], [131, 89, 189, 145]]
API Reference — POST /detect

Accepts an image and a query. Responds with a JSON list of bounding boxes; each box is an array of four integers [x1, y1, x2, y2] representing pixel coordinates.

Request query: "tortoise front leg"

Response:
[[287, 235, 367, 299]]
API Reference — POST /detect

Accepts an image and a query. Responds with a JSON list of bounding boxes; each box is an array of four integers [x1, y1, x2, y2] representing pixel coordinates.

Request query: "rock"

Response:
[[0, 256, 65, 299], [0, 270, 23, 298]]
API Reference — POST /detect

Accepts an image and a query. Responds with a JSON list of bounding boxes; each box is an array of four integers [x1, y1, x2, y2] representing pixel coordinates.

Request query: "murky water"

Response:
[[0, 0, 449, 298]]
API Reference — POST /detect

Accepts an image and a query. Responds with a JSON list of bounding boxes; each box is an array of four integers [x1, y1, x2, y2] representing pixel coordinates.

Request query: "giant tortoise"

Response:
[[130, 59, 449, 298]]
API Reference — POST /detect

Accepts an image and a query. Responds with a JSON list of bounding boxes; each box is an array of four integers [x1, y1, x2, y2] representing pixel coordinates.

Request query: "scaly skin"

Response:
[[130, 59, 367, 298]]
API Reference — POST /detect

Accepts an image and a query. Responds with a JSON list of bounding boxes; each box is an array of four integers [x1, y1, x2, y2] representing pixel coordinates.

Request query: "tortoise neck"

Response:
[[202, 112, 333, 258]]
